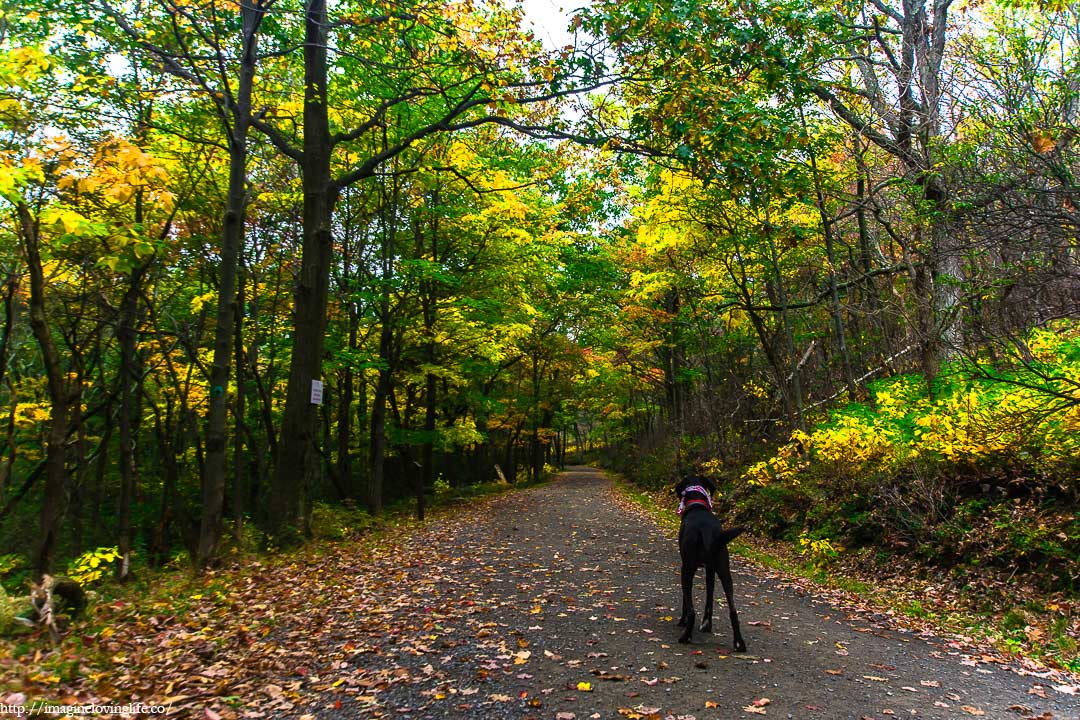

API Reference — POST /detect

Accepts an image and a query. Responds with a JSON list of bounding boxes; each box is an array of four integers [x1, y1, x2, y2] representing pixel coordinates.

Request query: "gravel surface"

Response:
[[291, 466, 1079, 720]]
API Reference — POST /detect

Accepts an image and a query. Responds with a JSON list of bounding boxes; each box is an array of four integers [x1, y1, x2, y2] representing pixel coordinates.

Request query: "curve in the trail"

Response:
[[291, 466, 1079, 720]]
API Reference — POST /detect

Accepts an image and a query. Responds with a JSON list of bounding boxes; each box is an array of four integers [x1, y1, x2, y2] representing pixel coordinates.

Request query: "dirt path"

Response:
[[290, 467, 1078, 720]]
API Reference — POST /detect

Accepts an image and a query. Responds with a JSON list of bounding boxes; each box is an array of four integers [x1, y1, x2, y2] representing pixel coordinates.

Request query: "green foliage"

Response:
[[309, 502, 374, 541], [433, 476, 452, 500], [67, 547, 122, 587], [0, 584, 13, 634], [0, 554, 28, 595], [797, 532, 840, 568]]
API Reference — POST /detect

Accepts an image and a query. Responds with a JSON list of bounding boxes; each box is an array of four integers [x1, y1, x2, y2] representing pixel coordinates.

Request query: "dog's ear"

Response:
[[702, 477, 717, 494], [674, 477, 689, 496]]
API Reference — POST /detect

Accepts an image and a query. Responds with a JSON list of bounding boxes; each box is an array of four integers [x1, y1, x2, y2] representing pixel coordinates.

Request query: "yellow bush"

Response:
[[811, 415, 895, 467], [797, 532, 840, 565], [743, 431, 809, 486], [67, 547, 121, 586], [737, 322, 1080, 489]]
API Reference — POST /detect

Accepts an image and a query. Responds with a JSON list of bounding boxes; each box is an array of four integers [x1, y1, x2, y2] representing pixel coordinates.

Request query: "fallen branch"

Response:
[[806, 344, 917, 411]]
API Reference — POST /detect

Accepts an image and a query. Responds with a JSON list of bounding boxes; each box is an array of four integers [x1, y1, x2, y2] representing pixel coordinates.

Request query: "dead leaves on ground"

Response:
[[743, 697, 771, 714]]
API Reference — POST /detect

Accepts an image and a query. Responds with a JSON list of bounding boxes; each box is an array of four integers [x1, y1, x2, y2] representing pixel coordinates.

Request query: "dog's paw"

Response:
[[734, 638, 747, 652], [677, 633, 692, 644]]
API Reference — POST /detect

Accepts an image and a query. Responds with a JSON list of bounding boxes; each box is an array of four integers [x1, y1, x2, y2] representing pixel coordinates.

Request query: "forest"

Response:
[[1, 0, 1078, 682]]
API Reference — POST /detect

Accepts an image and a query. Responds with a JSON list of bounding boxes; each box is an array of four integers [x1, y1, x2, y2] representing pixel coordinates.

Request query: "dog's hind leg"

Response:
[[676, 560, 692, 627], [699, 566, 714, 633], [677, 564, 696, 643], [717, 547, 746, 651]]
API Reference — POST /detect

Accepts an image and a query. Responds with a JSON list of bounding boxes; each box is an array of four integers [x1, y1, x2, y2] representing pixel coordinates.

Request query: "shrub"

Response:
[[309, 502, 374, 540], [67, 547, 122, 587]]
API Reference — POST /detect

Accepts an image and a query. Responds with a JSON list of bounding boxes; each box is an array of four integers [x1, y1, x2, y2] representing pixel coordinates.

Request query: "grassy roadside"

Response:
[[608, 471, 1080, 679]]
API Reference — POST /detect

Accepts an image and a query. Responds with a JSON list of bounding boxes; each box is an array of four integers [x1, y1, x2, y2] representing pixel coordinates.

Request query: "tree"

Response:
[[256, 0, 606, 538], [95, 0, 273, 568]]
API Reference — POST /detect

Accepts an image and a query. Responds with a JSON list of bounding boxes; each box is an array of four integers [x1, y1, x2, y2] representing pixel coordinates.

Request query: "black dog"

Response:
[[674, 476, 746, 650]]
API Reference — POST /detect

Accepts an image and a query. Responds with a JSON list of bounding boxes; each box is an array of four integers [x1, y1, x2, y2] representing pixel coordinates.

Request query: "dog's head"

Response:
[[674, 474, 716, 498]]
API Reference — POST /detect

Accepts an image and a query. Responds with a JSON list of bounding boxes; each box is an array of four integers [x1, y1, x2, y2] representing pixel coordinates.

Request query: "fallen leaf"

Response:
[[576, 681, 593, 692], [960, 706, 986, 716], [591, 670, 631, 681]]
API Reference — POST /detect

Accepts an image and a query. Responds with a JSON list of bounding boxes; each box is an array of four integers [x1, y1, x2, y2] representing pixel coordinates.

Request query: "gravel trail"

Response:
[[291, 466, 1078, 720]]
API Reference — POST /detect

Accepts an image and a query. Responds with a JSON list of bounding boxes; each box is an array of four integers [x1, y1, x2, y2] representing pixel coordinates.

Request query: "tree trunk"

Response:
[[232, 269, 247, 538], [368, 357, 389, 514], [19, 204, 73, 582], [418, 202, 439, 521], [199, 0, 262, 566], [116, 261, 149, 580], [335, 317, 357, 500], [802, 108, 856, 398], [269, 0, 336, 540], [763, 219, 805, 430]]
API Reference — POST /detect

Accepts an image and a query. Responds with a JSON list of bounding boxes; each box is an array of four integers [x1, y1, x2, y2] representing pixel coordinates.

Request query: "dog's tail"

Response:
[[717, 526, 745, 545]]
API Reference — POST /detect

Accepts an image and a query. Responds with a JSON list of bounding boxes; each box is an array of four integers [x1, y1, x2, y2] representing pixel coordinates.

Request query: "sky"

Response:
[[518, 0, 578, 50]]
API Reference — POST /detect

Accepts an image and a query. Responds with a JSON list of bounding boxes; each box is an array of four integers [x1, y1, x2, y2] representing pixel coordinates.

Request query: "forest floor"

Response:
[[3, 466, 1079, 719]]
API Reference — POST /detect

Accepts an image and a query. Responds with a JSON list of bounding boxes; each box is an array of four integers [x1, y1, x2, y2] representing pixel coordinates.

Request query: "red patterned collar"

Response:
[[677, 484, 713, 515]]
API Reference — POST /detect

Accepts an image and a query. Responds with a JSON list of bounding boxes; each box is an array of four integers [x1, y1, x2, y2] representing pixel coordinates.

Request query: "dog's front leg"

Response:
[[699, 566, 714, 633], [677, 564, 696, 643]]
